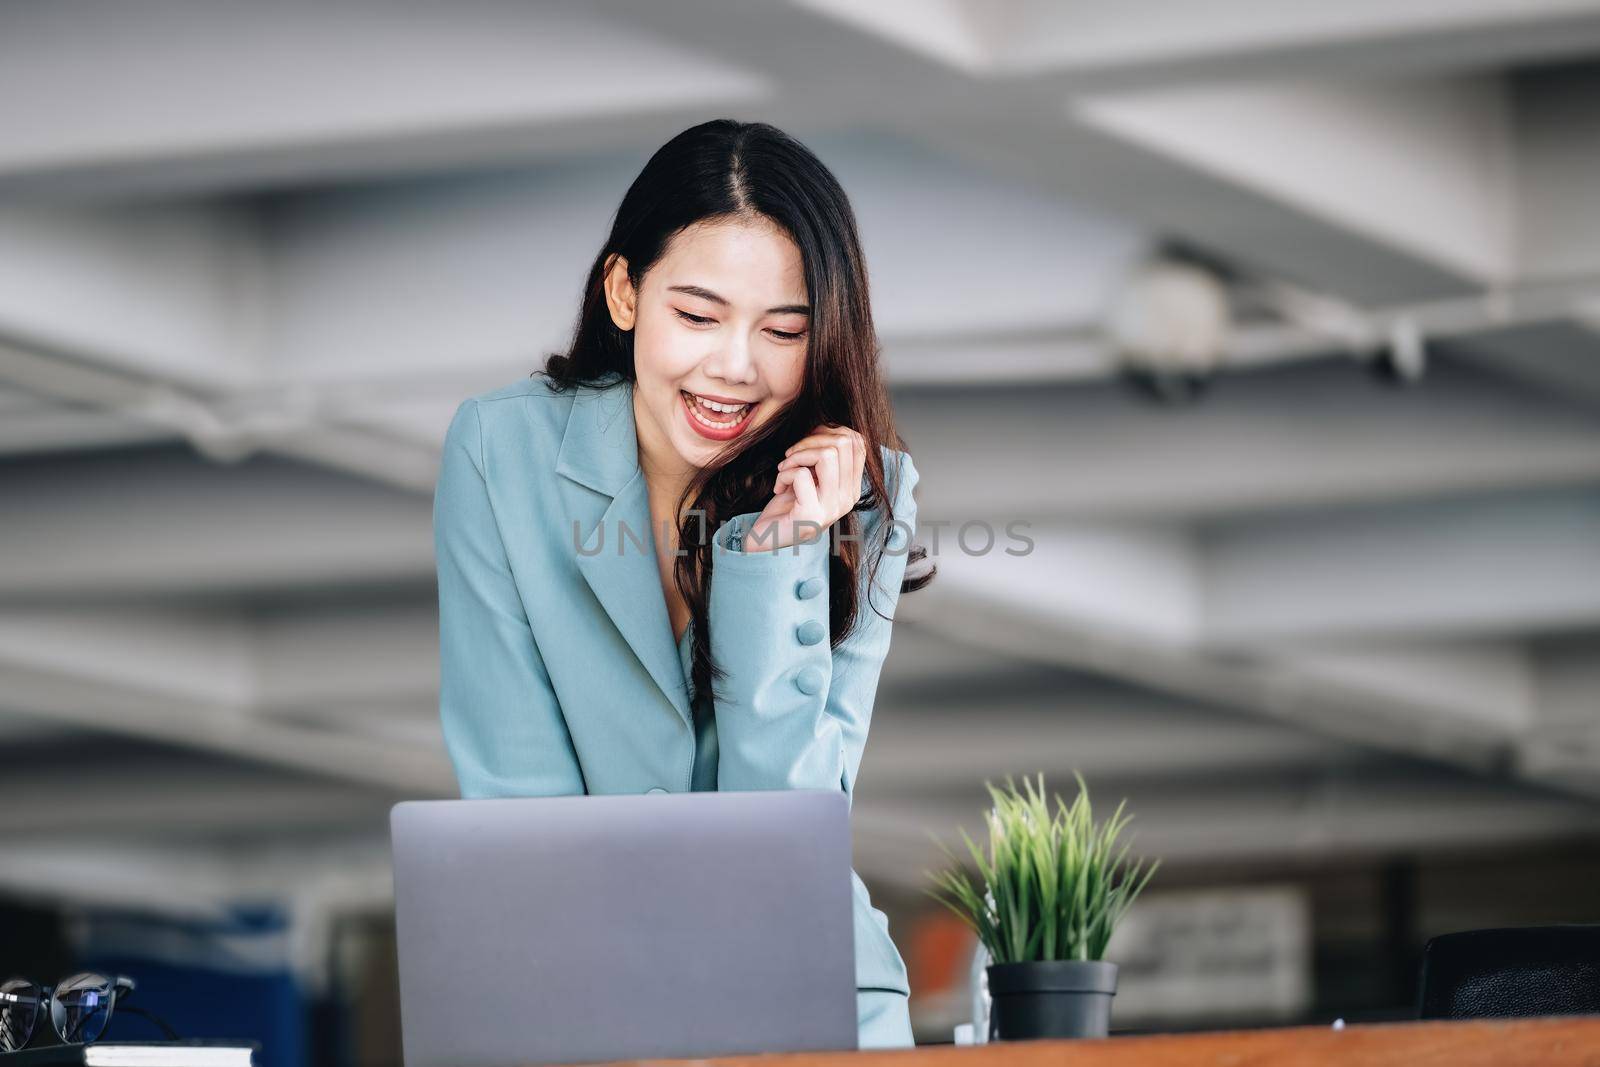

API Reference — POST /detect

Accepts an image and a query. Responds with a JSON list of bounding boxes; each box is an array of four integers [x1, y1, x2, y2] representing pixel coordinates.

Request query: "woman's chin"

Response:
[[665, 423, 721, 468]]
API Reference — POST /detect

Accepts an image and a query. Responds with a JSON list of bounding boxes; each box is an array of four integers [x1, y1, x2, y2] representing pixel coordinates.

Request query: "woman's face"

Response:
[[606, 216, 810, 478]]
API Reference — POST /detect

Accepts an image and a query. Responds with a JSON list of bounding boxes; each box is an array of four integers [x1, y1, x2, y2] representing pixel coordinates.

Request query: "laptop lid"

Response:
[[390, 789, 858, 1067]]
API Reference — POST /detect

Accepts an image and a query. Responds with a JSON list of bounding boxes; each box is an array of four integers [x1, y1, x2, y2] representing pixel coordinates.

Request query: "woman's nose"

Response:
[[706, 342, 757, 385]]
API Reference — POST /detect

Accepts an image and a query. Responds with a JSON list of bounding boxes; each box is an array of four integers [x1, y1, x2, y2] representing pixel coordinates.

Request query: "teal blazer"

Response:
[[432, 370, 921, 1005]]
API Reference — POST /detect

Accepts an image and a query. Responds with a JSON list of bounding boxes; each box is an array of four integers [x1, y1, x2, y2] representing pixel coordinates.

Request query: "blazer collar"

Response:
[[555, 371, 696, 731], [554, 369, 636, 497]]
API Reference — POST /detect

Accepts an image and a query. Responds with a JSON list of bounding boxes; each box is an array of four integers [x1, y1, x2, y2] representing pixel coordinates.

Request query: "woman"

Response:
[[432, 119, 935, 1048]]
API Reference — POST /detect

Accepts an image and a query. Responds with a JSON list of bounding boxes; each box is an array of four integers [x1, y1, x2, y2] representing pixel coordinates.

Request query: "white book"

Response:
[[83, 1048, 253, 1067], [1, 1041, 256, 1067]]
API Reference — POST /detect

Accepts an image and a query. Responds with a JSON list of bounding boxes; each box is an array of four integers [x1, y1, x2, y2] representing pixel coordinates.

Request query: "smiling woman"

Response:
[[433, 119, 935, 1049]]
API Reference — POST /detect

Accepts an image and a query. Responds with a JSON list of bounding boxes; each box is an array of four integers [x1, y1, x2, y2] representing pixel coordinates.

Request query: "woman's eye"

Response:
[[674, 308, 804, 342]]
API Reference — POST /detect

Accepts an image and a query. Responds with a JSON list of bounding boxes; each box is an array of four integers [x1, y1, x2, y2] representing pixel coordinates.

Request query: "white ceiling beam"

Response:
[[0, 604, 449, 790], [1269, 640, 1537, 735], [0, 404, 178, 455], [0, 385, 38, 410], [928, 521, 1203, 642], [0, 450, 433, 598], [255, 604, 440, 712], [0, 605, 258, 705], [988, 0, 1600, 86], [0, 336, 462, 489], [901, 106, 1491, 305], [0, 204, 265, 390], [758, 1, 1531, 302], [1070, 77, 1516, 287], [0, 658, 454, 793], [865, 677, 1374, 790], [0, 1, 770, 203], [904, 519, 1600, 797], [0, 758, 396, 841], [896, 360, 1600, 522], [897, 588, 1513, 775], [931, 502, 1594, 677], [1202, 489, 1600, 642]]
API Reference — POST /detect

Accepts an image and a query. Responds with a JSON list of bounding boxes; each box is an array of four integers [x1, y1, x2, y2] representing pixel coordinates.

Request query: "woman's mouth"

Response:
[[681, 390, 757, 440]]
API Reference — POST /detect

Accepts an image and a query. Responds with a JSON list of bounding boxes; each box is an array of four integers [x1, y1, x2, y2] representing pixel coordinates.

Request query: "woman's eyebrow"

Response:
[[667, 283, 809, 316]]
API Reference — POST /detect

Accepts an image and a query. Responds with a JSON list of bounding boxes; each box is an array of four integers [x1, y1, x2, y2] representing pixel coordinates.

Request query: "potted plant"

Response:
[[925, 772, 1158, 1041]]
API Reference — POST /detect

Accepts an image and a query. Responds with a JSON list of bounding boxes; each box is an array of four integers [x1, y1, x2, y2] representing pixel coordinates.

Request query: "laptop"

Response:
[[390, 789, 859, 1067]]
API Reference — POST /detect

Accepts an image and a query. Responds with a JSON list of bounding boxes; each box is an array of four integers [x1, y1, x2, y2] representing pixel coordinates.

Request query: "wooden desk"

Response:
[[590, 1016, 1600, 1067]]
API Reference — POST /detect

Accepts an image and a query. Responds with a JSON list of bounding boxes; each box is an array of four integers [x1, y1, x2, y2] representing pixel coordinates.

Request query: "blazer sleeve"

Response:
[[434, 399, 587, 800], [707, 447, 919, 801]]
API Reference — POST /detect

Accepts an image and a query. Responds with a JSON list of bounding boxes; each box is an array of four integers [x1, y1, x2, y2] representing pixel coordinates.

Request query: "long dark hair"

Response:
[[541, 118, 934, 707]]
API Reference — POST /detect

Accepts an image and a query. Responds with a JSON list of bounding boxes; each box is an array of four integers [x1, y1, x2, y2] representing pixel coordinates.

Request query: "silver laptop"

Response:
[[390, 790, 859, 1067]]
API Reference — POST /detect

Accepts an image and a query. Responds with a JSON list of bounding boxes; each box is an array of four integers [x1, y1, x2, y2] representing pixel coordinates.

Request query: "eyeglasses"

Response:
[[0, 973, 178, 1051]]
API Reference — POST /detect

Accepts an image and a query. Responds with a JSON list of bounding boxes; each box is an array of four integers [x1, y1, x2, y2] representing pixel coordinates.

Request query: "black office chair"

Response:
[[1417, 925, 1600, 1019]]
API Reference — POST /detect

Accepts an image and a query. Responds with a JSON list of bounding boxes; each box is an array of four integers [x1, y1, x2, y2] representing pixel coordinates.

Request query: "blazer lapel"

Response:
[[556, 373, 695, 731]]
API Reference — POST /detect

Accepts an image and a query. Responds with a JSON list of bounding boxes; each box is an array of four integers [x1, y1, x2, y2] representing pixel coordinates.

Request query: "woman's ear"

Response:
[[602, 252, 637, 331]]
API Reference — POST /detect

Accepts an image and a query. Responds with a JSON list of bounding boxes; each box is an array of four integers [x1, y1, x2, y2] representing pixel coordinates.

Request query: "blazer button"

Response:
[[795, 577, 823, 600], [796, 619, 826, 646], [794, 665, 825, 695], [646, 786, 668, 795]]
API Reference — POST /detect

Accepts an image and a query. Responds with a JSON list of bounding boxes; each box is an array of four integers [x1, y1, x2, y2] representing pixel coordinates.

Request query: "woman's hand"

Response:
[[744, 423, 867, 553]]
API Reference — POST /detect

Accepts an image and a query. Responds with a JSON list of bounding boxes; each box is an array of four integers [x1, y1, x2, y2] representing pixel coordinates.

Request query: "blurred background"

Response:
[[4, 1, 1600, 1062]]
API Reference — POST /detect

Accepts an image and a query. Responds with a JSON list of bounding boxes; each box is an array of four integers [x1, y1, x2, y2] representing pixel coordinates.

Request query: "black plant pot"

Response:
[[986, 960, 1118, 1041]]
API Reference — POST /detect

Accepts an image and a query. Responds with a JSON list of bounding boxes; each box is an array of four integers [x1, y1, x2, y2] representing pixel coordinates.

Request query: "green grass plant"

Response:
[[924, 771, 1159, 964]]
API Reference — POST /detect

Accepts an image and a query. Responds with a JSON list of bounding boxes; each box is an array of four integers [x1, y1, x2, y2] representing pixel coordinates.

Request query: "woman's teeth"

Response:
[[684, 391, 751, 426]]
